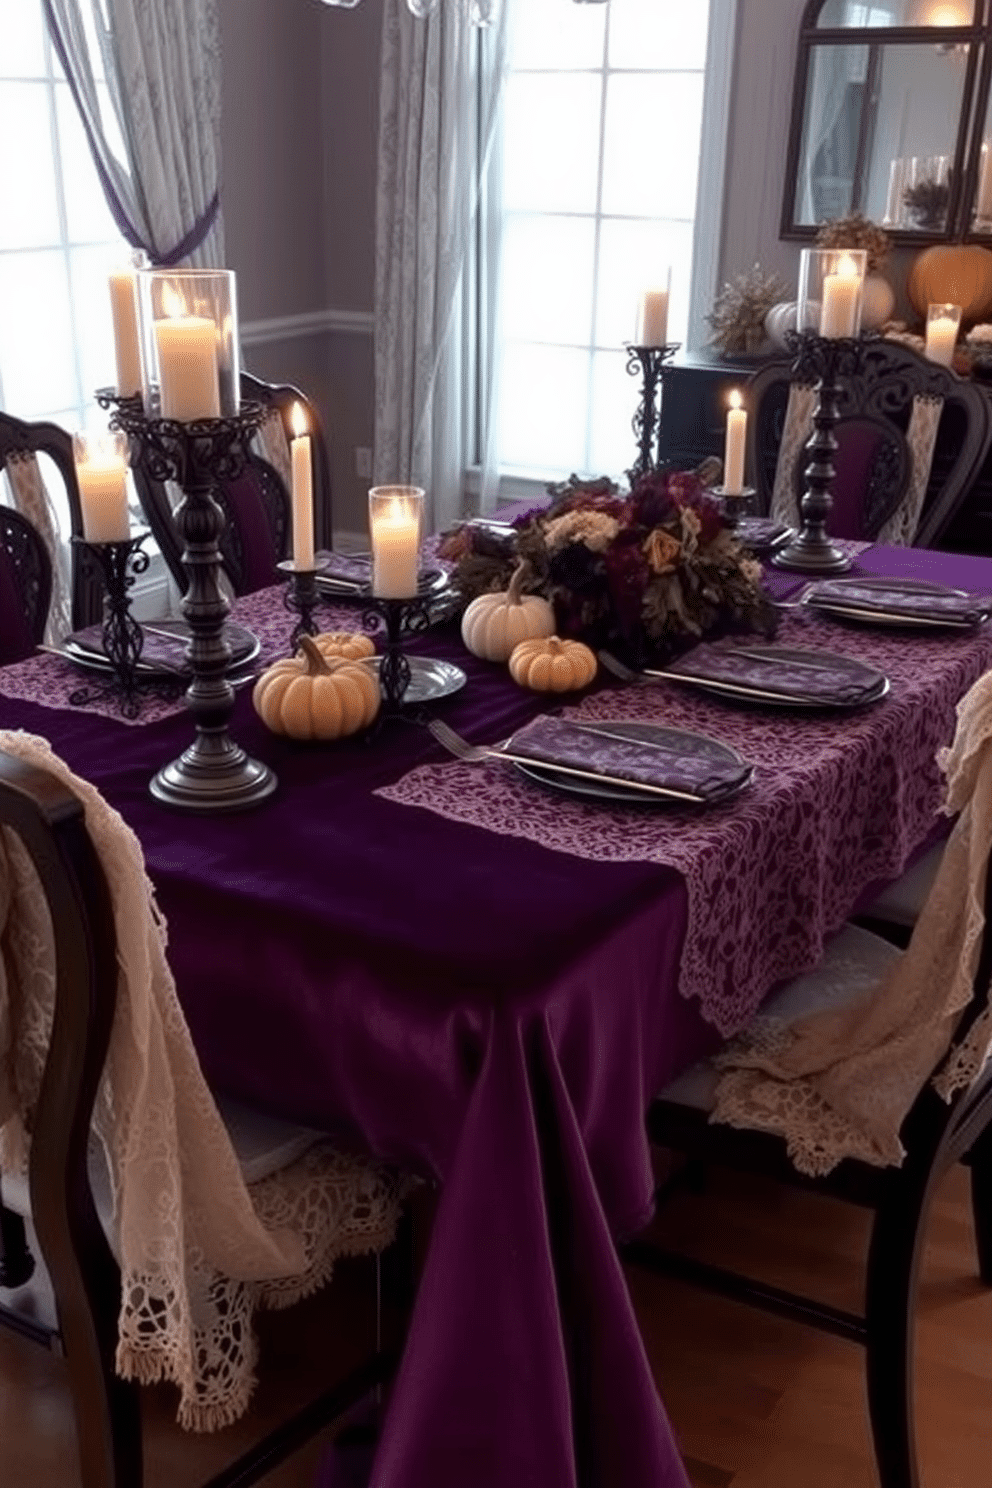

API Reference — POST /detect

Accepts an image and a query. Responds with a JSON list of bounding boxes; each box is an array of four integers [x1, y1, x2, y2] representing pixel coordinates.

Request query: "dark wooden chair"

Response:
[[0, 411, 103, 629], [241, 372, 333, 553], [745, 338, 992, 547], [0, 506, 53, 662], [132, 449, 291, 597], [0, 751, 409, 1488], [625, 901, 992, 1488]]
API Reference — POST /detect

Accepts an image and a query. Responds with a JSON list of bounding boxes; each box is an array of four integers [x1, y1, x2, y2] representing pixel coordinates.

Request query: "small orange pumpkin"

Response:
[[312, 630, 376, 662], [508, 636, 598, 692], [907, 245, 992, 326]]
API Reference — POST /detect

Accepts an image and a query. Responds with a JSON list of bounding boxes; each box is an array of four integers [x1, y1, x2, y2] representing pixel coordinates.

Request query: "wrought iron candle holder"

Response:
[[362, 583, 436, 713], [624, 342, 680, 484], [771, 332, 867, 575], [102, 394, 276, 812], [68, 532, 150, 720], [278, 556, 330, 651], [710, 485, 756, 532]]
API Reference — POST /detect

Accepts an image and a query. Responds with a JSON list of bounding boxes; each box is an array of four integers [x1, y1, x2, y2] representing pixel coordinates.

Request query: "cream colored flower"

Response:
[[543, 509, 620, 554], [644, 528, 682, 574]]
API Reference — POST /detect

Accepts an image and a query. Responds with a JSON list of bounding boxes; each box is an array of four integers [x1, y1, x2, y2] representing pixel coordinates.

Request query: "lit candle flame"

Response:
[[729, 389, 743, 411], [837, 253, 860, 279], [290, 402, 308, 439], [161, 281, 188, 319]]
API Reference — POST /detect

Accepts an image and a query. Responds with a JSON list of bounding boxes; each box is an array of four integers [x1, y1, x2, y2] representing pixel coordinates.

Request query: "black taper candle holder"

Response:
[[771, 332, 868, 575], [102, 394, 276, 812], [710, 485, 756, 532], [278, 556, 330, 651], [68, 532, 150, 719], [361, 585, 436, 713], [624, 343, 680, 484]]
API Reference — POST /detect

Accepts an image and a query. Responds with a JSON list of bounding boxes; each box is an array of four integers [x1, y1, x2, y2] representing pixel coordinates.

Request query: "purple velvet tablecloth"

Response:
[[2, 544, 992, 1488]]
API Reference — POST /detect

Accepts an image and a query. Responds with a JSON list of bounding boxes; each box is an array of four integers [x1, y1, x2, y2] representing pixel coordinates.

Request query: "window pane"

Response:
[[0, 250, 77, 416], [498, 344, 590, 475], [509, 0, 605, 71], [601, 73, 704, 219], [501, 215, 596, 345], [0, 82, 60, 248], [589, 350, 637, 477], [595, 218, 694, 348], [608, 0, 709, 71], [70, 243, 125, 398], [56, 83, 119, 243], [0, 0, 47, 78], [503, 73, 602, 214]]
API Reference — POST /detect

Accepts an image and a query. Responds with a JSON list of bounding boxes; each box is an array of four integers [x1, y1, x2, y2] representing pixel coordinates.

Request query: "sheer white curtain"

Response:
[[373, 0, 509, 531], [42, 0, 224, 268]]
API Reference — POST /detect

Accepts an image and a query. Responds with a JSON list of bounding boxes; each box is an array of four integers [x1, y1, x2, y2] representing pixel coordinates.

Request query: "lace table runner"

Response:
[[0, 587, 365, 727], [378, 613, 992, 1034]]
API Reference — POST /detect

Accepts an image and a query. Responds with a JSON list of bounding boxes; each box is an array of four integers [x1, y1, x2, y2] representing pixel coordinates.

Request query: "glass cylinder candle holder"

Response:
[[797, 249, 867, 339], [369, 485, 424, 599], [72, 429, 131, 543], [137, 268, 240, 420], [634, 268, 672, 348], [925, 302, 962, 367]]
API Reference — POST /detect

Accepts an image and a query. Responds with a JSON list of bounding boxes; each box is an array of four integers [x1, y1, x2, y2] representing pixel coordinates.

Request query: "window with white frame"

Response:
[[0, 0, 127, 432], [495, 0, 716, 485]]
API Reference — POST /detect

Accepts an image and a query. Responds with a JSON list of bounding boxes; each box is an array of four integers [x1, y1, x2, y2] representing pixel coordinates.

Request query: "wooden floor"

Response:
[[1, 1163, 989, 1486]]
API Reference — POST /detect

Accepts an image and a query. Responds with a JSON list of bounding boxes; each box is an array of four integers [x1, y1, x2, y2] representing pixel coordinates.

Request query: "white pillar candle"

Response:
[[635, 287, 670, 347], [290, 404, 315, 569], [925, 303, 961, 367], [370, 487, 422, 599], [108, 268, 142, 397], [73, 433, 130, 543], [723, 391, 747, 496], [153, 288, 221, 421], [819, 255, 862, 338]]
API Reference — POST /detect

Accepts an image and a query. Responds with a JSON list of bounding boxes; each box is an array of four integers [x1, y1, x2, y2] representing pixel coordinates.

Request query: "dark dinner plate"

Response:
[[62, 620, 260, 680]]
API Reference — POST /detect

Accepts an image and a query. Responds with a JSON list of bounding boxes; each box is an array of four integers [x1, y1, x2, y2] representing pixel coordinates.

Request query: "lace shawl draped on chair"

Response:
[[3, 454, 73, 644], [254, 409, 293, 498], [713, 671, 992, 1175], [0, 730, 403, 1431], [768, 383, 943, 545]]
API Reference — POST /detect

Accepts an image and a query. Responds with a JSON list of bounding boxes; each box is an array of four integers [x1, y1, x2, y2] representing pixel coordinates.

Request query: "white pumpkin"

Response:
[[461, 561, 555, 663], [861, 273, 895, 330], [764, 301, 797, 350]]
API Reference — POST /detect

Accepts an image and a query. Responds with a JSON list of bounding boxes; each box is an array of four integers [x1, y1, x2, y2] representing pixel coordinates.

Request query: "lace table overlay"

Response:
[[378, 613, 992, 1034], [0, 586, 366, 727]]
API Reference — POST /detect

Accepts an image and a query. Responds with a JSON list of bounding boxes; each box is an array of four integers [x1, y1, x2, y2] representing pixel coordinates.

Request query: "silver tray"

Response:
[[802, 577, 990, 631], [660, 645, 889, 710], [367, 654, 466, 703], [513, 721, 752, 807]]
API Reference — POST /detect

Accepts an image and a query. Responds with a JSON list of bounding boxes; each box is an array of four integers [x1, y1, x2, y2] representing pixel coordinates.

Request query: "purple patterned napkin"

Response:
[[506, 715, 751, 802], [666, 642, 884, 705], [808, 580, 992, 627], [315, 550, 372, 587], [69, 621, 256, 673], [737, 517, 791, 553]]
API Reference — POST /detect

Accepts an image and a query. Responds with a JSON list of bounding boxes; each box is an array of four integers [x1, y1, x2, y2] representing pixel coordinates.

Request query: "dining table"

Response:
[[3, 538, 992, 1488]]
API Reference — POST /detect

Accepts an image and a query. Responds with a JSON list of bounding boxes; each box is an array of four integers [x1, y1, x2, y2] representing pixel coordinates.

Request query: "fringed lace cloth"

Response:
[[0, 730, 403, 1431], [713, 670, 992, 1175]]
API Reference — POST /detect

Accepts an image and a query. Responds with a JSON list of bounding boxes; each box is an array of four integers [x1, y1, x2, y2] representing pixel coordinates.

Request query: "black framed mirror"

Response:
[[782, 0, 992, 244]]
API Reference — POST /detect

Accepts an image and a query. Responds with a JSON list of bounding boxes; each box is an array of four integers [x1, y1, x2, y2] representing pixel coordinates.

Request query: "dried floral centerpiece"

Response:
[[707, 263, 788, 356], [440, 471, 778, 666]]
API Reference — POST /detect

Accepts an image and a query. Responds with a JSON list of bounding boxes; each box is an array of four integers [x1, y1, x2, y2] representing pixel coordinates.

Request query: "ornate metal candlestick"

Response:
[[278, 556, 330, 651], [710, 485, 756, 532], [771, 332, 866, 574], [68, 532, 150, 719], [624, 342, 680, 484], [362, 584, 436, 713], [105, 397, 276, 811]]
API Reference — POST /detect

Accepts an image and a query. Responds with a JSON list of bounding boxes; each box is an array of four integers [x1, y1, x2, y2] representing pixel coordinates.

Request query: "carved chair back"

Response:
[[240, 371, 333, 551]]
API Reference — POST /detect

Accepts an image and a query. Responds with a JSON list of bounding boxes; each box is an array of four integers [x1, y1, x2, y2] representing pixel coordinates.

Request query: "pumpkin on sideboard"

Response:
[[253, 635, 380, 740], [508, 636, 598, 692], [461, 560, 556, 662], [907, 245, 992, 326]]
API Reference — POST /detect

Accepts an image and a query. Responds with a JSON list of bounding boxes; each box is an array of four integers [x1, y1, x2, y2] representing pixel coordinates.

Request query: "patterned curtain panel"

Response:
[[42, 0, 224, 268], [374, 0, 509, 530]]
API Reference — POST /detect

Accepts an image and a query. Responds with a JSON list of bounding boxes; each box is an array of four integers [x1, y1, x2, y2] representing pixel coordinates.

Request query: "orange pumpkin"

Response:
[[907, 246, 992, 326]]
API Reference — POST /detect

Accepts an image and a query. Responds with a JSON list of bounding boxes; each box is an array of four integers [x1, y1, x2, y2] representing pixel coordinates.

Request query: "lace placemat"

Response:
[[377, 613, 992, 1034], [0, 586, 364, 727]]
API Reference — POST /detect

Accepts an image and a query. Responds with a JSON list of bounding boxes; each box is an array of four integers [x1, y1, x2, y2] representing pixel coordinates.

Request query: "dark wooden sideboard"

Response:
[[657, 350, 992, 556]]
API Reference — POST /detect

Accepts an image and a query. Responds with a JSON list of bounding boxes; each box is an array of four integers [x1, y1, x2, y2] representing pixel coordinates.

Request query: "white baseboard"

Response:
[[242, 308, 374, 348]]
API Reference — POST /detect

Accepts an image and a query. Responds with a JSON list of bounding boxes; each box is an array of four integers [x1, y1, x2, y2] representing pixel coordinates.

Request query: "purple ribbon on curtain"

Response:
[[43, 0, 220, 267]]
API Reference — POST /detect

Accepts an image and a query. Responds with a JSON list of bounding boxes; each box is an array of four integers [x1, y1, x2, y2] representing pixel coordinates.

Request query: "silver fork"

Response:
[[426, 717, 704, 803]]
